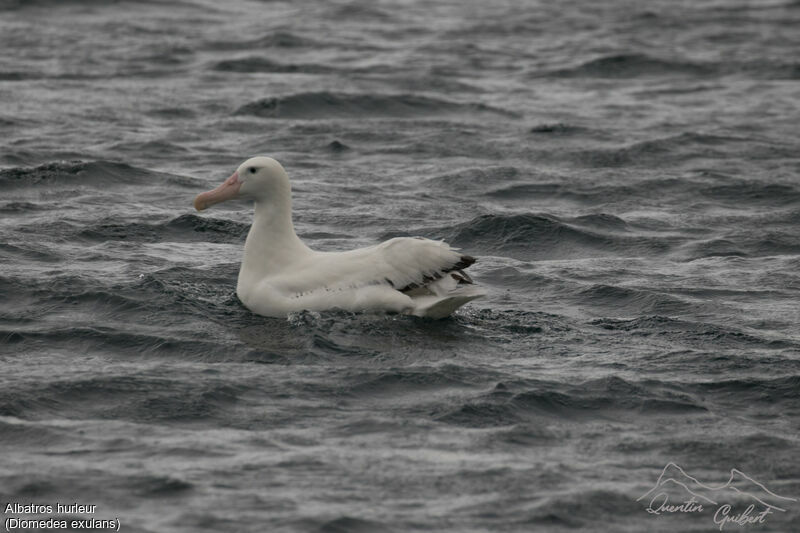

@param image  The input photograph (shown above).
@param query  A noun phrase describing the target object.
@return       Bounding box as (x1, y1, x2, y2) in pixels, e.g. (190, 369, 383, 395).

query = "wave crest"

(235, 92, 516, 119)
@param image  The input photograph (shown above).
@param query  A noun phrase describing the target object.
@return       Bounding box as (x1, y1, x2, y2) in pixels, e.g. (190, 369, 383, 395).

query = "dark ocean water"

(2, 1, 800, 532)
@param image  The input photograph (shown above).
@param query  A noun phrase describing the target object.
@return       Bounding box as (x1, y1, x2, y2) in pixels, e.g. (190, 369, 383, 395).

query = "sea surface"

(1, 0, 799, 532)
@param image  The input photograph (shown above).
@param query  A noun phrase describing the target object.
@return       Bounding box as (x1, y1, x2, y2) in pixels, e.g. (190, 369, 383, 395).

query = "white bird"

(194, 157, 485, 319)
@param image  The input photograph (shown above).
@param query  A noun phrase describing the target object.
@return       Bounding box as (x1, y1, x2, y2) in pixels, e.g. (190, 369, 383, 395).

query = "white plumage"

(194, 157, 484, 319)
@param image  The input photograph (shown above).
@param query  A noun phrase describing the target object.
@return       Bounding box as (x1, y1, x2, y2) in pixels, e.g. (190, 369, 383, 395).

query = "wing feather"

(273, 237, 476, 296)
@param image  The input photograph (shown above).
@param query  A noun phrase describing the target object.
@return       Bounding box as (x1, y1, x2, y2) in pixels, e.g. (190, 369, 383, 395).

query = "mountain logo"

(637, 463, 797, 530)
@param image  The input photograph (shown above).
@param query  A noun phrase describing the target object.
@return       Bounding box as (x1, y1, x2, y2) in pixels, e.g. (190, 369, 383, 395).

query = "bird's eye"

(249, 167, 256, 174)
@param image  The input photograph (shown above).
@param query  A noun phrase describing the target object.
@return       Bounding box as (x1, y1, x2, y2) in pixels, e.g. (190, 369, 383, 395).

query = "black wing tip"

(397, 255, 477, 293)
(453, 255, 476, 270)
(451, 270, 474, 285)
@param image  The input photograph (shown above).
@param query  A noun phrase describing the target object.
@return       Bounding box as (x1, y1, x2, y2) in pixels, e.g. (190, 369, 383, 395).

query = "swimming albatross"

(194, 157, 484, 319)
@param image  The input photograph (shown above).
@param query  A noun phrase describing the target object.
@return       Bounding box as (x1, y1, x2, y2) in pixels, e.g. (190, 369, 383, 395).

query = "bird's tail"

(408, 273, 485, 319)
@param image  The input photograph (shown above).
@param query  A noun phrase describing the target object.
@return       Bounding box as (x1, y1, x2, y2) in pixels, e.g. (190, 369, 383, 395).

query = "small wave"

(0, 242, 60, 262)
(567, 132, 753, 167)
(486, 182, 570, 200)
(443, 213, 604, 260)
(548, 53, 716, 78)
(344, 366, 482, 398)
(680, 238, 749, 261)
(575, 284, 695, 316)
(526, 490, 642, 528)
(0, 201, 49, 213)
(487, 175, 740, 209)
(441, 213, 671, 260)
(0, 325, 231, 359)
(529, 123, 590, 136)
(680, 230, 800, 260)
(0, 0, 166, 8)
(423, 166, 520, 190)
(254, 31, 315, 48)
(464, 308, 557, 337)
(437, 376, 706, 427)
(131, 475, 193, 497)
(109, 140, 190, 159)
(634, 84, 723, 97)
(329, 3, 392, 22)
(0, 160, 192, 189)
(480, 265, 555, 292)
(700, 181, 800, 206)
(691, 375, 800, 403)
(326, 140, 351, 153)
(306, 516, 395, 533)
(0, 375, 248, 422)
(0, 117, 19, 128)
(165, 213, 249, 239)
(512, 378, 704, 417)
(210, 56, 331, 74)
(0, 71, 41, 81)
(371, 74, 484, 94)
(489, 423, 563, 446)
(744, 231, 800, 257)
(77, 214, 248, 244)
(3, 271, 162, 318)
(0, 418, 67, 446)
(591, 315, 794, 349)
(145, 107, 197, 119)
(570, 213, 630, 231)
(436, 400, 523, 427)
(759, 61, 800, 80)
(206, 31, 319, 51)
(234, 92, 516, 119)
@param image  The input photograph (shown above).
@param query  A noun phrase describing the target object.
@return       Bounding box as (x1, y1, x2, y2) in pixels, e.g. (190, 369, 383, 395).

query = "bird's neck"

(238, 197, 310, 287)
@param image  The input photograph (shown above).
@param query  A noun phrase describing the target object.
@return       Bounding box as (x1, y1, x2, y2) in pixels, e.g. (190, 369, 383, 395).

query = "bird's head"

(194, 156, 290, 211)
